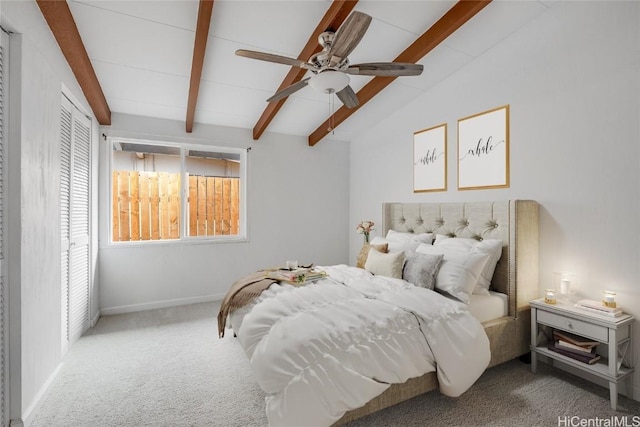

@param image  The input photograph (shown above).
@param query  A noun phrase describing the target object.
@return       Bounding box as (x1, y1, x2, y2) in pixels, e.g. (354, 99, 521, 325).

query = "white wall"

(99, 113, 350, 312)
(349, 1, 640, 398)
(2, 1, 101, 425)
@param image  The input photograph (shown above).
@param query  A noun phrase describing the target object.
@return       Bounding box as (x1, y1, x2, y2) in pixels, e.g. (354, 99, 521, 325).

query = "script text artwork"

(416, 148, 444, 166)
(460, 136, 504, 161)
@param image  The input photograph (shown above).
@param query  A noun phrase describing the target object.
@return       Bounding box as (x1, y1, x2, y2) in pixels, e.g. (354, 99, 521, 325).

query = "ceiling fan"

(235, 11, 423, 109)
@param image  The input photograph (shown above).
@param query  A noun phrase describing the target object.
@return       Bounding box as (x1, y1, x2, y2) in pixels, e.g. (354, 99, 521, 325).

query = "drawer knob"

(566, 321, 573, 328)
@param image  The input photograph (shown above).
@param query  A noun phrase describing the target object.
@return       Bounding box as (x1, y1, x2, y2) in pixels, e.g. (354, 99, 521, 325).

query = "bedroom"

(0, 0, 638, 426)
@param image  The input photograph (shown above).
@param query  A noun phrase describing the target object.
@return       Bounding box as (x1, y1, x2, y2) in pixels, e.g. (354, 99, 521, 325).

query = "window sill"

(100, 236, 249, 250)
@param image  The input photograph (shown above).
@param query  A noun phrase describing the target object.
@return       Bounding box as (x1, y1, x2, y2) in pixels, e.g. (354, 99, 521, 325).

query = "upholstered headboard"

(382, 200, 539, 317)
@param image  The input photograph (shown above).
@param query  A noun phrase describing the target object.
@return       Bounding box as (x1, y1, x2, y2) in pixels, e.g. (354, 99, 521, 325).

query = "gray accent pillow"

(402, 251, 444, 290)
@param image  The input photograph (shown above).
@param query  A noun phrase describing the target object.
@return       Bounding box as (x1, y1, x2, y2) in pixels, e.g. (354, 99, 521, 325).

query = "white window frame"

(108, 137, 247, 245)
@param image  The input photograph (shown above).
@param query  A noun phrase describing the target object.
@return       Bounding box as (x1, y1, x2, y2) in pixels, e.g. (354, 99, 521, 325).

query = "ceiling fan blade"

(266, 77, 311, 103)
(235, 49, 315, 70)
(329, 11, 372, 61)
(345, 63, 424, 76)
(336, 85, 359, 109)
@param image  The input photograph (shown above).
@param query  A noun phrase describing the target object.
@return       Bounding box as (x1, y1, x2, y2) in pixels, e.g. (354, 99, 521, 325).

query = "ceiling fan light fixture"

(308, 71, 350, 94)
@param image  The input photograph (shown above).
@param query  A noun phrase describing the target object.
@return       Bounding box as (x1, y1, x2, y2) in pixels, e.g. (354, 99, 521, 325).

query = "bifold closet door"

(0, 28, 8, 426)
(61, 95, 91, 351)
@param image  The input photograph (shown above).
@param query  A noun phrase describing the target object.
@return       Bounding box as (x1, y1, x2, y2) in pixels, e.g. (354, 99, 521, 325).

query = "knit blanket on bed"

(217, 271, 277, 338)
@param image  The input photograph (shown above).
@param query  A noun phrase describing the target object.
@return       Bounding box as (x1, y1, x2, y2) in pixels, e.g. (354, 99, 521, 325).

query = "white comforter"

(233, 265, 490, 427)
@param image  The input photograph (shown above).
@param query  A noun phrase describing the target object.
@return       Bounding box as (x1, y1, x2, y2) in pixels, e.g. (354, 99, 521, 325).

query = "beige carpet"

(32, 302, 640, 426)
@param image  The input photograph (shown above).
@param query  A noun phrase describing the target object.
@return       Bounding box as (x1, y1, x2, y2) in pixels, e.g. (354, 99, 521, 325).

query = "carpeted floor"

(31, 302, 640, 427)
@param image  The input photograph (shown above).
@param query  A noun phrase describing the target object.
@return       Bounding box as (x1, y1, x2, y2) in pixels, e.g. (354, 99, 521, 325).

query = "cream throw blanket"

(217, 271, 277, 338)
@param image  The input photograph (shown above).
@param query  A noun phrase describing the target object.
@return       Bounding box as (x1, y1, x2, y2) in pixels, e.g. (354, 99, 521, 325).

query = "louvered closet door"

(0, 29, 8, 427)
(61, 95, 91, 349)
(60, 97, 72, 354)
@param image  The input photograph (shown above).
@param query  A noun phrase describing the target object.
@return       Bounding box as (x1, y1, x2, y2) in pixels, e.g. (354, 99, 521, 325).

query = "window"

(110, 138, 245, 243)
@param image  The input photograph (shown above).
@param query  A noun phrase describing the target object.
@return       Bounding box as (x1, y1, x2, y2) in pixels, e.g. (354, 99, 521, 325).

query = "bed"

(336, 200, 539, 424)
(223, 200, 539, 426)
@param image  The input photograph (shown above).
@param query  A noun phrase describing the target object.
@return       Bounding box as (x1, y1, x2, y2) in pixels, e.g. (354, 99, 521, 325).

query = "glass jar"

(544, 288, 557, 304)
(602, 291, 616, 308)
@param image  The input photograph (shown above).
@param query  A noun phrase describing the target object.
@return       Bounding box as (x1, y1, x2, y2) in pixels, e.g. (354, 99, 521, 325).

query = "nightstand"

(530, 298, 635, 410)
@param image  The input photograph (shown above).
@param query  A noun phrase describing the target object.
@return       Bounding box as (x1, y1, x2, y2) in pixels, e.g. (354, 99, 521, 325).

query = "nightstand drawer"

(537, 310, 608, 342)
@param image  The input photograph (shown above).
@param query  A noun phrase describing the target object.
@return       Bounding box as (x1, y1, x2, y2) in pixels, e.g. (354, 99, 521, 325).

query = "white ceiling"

(66, 0, 554, 142)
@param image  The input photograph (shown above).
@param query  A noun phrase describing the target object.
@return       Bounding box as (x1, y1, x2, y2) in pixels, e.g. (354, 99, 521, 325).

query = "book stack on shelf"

(266, 268, 327, 285)
(547, 330, 601, 365)
(574, 299, 623, 317)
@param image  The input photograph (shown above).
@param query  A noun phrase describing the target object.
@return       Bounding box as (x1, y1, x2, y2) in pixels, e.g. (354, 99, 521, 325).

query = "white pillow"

(434, 235, 503, 291)
(416, 244, 490, 304)
(364, 248, 405, 279)
(386, 230, 434, 244)
(370, 236, 423, 253)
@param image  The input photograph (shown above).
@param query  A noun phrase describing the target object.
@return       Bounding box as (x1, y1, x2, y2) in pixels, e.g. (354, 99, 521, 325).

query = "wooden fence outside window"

(112, 171, 239, 242)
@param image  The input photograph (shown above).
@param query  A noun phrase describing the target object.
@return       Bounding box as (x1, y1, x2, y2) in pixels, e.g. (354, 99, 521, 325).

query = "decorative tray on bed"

(266, 268, 327, 285)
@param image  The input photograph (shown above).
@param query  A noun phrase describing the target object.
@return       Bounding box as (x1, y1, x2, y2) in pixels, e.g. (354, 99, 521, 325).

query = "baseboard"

(21, 362, 63, 427)
(100, 293, 225, 316)
(91, 309, 101, 328)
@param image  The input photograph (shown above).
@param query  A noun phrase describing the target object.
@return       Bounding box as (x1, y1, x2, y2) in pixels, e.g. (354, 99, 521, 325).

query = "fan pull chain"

(327, 93, 335, 134)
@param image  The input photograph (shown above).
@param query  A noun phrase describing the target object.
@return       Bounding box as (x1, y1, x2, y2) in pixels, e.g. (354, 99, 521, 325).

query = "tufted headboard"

(382, 200, 539, 317)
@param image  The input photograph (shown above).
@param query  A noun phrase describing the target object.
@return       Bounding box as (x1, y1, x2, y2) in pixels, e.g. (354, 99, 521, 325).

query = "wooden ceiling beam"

(36, 0, 111, 125)
(252, 0, 359, 140)
(308, 0, 492, 146)
(186, 0, 215, 133)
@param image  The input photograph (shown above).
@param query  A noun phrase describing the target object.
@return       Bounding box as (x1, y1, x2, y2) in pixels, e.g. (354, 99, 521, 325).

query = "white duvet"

(232, 265, 490, 427)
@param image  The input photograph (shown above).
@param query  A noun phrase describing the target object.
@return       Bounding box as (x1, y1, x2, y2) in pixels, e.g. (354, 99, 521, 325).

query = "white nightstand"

(530, 298, 635, 410)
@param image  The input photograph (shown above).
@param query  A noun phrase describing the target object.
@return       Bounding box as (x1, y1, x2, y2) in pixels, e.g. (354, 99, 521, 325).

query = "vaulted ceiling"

(36, 0, 553, 145)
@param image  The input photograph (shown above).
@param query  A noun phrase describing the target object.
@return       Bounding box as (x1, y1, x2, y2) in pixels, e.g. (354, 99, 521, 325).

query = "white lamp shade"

(308, 71, 350, 94)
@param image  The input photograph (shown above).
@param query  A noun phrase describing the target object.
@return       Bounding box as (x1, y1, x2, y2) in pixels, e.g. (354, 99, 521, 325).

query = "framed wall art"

(457, 105, 510, 190)
(413, 123, 447, 193)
